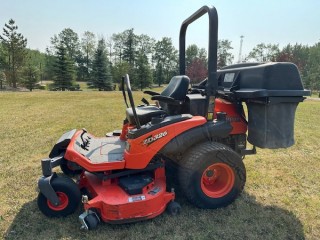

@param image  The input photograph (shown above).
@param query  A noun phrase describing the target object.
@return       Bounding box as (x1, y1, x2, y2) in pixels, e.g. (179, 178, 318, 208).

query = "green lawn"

(0, 92, 319, 239)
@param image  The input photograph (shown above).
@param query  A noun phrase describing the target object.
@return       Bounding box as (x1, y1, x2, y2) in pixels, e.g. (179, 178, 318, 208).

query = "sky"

(1, 0, 320, 61)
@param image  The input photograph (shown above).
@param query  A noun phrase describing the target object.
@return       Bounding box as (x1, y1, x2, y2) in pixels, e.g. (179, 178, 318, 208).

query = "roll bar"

(179, 5, 218, 119)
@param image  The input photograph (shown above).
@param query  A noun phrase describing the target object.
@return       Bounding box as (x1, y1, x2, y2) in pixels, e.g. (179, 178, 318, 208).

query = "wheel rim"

(47, 192, 69, 211)
(201, 163, 235, 198)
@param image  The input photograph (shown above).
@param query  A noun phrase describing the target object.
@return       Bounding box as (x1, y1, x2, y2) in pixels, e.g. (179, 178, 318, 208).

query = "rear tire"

(37, 176, 81, 217)
(178, 142, 246, 209)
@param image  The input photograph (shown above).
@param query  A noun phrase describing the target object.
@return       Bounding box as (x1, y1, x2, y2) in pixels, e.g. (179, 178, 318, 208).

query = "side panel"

(214, 98, 247, 135)
(125, 116, 207, 169)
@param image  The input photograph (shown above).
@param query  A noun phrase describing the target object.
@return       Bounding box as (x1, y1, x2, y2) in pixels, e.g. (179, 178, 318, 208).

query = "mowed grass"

(0, 91, 319, 240)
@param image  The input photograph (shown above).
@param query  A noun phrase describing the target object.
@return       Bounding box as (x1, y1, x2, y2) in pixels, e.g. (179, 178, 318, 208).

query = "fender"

(124, 116, 206, 169)
(49, 129, 77, 158)
(160, 120, 232, 156)
(124, 116, 232, 169)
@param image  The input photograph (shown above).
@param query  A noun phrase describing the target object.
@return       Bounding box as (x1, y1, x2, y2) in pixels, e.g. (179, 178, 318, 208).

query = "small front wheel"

(37, 176, 81, 217)
(167, 201, 181, 216)
(84, 213, 100, 230)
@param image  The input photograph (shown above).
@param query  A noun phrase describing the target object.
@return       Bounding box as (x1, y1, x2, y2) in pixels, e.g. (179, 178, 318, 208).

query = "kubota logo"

(143, 131, 168, 146)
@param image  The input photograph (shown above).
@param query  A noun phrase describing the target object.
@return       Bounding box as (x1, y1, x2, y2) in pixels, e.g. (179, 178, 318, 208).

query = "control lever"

(80, 128, 90, 151)
(141, 97, 150, 105)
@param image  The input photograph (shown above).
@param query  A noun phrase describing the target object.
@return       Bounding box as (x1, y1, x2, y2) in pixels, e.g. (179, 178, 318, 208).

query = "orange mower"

(37, 5, 310, 230)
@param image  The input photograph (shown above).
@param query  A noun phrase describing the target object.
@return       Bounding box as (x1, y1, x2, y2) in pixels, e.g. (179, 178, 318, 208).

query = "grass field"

(0, 91, 319, 240)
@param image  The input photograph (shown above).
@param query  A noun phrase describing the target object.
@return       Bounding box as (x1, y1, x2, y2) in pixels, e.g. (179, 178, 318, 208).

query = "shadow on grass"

(4, 192, 304, 240)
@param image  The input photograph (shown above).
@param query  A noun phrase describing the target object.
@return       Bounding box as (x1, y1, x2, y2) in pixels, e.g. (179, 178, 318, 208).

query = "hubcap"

(47, 192, 69, 211)
(201, 163, 235, 198)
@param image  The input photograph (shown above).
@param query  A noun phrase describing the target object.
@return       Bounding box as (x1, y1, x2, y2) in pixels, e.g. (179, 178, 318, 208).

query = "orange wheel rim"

(47, 192, 69, 211)
(201, 163, 235, 198)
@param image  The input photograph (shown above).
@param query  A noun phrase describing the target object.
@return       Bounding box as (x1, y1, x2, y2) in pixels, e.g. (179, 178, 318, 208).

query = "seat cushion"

(126, 106, 166, 126)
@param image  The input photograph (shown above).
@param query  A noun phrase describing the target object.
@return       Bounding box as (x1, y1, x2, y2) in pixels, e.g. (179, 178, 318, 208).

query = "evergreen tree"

(53, 43, 75, 90)
(123, 28, 136, 65)
(0, 19, 27, 88)
(90, 39, 113, 91)
(135, 53, 152, 90)
(21, 64, 39, 91)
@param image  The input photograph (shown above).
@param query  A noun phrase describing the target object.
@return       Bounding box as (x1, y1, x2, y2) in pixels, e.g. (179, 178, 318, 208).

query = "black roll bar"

(179, 5, 218, 119)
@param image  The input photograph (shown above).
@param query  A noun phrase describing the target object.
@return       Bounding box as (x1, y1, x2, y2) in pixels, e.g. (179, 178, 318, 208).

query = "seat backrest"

(161, 75, 190, 99)
(160, 75, 190, 115)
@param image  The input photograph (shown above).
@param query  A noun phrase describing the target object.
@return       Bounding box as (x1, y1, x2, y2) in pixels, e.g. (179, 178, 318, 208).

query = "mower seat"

(126, 105, 166, 126)
(151, 75, 190, 115)
(126, 76, 190, 126)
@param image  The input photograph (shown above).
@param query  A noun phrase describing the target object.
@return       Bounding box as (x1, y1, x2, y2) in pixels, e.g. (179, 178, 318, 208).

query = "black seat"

(126, 76, 190, 126)
(151, 75, 190, 115)
(126, 106, 166, 126)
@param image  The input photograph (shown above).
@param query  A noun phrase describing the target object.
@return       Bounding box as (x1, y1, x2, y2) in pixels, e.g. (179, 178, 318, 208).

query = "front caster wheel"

(84, 213, 100, 230)
(37, 176, 81, 217)
(79, 210, 100, 230)
(167, 201, 181, 216)
(178, 142, 246, 209)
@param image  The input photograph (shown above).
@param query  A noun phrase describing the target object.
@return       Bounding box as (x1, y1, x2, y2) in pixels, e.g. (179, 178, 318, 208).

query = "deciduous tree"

(186, 58, 208, 85)
(80, 31, 96, 81)
(153, 37, 178, 85)
(248, 43, 279, 62)
(217, 39, 233, 68)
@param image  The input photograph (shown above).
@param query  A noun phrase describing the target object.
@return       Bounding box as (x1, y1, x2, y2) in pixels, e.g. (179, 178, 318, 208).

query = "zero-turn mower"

(37, 5, 310, 230)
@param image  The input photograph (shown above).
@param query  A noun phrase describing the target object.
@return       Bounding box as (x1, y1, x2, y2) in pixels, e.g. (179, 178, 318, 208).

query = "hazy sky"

(1, 0, 320, 59)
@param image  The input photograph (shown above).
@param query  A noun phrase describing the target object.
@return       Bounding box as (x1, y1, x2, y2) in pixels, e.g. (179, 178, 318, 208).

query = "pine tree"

(53, 43, 75, 90)
(135, 53, 152, 90)
(90, 39, 113, 91)
(21, 64, 39, 91)
(0, 19, 27, 88)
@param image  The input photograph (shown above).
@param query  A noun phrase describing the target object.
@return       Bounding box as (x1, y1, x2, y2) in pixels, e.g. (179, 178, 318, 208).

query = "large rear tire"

(178, 142, 246, 209)
(37, 176, 81, 217)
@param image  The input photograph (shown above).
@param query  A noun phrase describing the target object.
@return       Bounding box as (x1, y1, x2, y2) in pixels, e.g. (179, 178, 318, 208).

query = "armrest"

(144, 90, 160, 96)
(151, 95, 181, 105)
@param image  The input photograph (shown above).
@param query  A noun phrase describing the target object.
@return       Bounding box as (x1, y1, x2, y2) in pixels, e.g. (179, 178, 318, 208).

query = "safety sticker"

(128, 195, 146, 202)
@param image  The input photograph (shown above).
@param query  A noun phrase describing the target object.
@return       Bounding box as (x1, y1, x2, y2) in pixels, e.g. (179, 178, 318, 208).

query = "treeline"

(0, 19, 319, 91)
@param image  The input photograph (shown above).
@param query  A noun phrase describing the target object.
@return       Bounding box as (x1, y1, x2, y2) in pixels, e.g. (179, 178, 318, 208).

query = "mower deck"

(80, 169, 174, 223)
